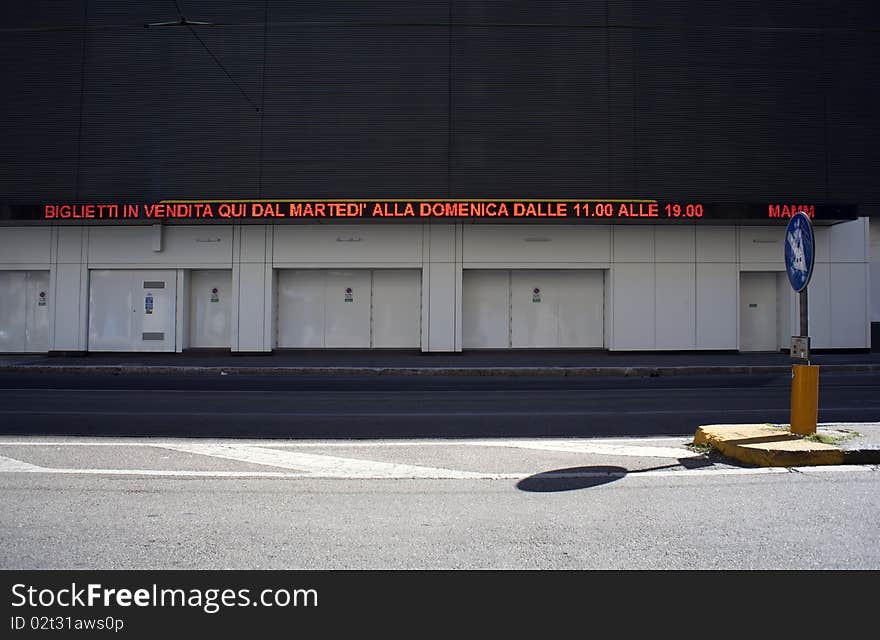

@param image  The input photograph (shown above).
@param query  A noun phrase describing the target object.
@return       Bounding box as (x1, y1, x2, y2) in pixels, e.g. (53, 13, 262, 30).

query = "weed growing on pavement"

(803, 431, 861, 445)
(686, 442, 716, 455)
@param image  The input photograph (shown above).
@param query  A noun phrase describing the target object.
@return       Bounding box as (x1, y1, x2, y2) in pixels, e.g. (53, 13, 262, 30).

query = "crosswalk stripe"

(0, 454, 45, 472)
(156, 442, 490, 479)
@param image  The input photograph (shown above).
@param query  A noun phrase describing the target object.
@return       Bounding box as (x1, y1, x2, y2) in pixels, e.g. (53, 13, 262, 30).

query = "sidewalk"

(1, 349, 879, 377)
(693, 422, 880, 467)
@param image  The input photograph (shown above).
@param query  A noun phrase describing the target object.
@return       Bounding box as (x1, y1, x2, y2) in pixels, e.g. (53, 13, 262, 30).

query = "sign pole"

(785, 211, 818, 435)
(799, 288, 808, 363)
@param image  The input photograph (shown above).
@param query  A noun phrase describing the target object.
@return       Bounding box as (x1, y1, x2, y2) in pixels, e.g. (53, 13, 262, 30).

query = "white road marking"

(0, 455, 44, 472)
(0, 438, 875, 480)
(481, 440, 699, 458)
(155, 442, 489, 479)
(0, 463, 873, 480)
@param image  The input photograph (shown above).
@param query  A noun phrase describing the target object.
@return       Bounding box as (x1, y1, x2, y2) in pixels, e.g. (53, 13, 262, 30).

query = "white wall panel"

(871, 220, 880, 322)
(830, 263, 869, 348)
(57, 226, 86, 265)
(656, 263, 695, 349)
(613, 226, 654, 263)
(695, 227, 736, 263)
(813, 226, 830, 264)
(51, 227, 88, 351)
(238, 226, 267, 263)
(423, 226, 459, 352)
(655, 227, 695, 262)
(611, 263, 655, 349)
(425, 224, 456, 263)
(807, 262, 831, 348)
(88, 226, 232, 265)
(231, 226, 272, 352)
(0, 228, 51, 266)
(739, 227, 785, 264)
(371, 270, 421, 348)
(696, 263, 738, 349)
(462, 225, 610, 263)
(776, 273, 794, 349)
(189, 270, 231, 348)
(829, 218, 867, 262)
(462, 270, 509, 348)
(273, 225, 421, 264)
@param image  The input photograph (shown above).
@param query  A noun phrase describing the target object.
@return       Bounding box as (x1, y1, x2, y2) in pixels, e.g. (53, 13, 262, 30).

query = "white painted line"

(0, 455, 45, 472)
(0, 464, 873, 480)
(481, 440, 699, 459)
(156, 442, 490, 479)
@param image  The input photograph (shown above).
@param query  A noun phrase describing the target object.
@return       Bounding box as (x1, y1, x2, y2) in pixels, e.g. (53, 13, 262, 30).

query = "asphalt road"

(0, 371, 878, 438)
(2, 368, 878, 570)
(1, 454, 877, 570)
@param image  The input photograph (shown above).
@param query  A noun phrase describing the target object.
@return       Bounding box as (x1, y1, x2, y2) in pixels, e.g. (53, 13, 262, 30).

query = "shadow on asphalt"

(517, 456, 715, 492)
(516, 466, 629, 491)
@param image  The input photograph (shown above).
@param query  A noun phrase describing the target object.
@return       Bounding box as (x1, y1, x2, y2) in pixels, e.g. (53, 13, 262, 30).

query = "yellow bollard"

(790, 364, 819, 435)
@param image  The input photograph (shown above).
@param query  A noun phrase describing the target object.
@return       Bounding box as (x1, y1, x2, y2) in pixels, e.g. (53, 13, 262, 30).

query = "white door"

(24, 271, 50, 352)
(556, 270, 604, 348)
(189, 270, 231, 348)
(464, 270, 604, 349)
(0, 271, 27, 352)
(462, 271, 510, 348)
(89, 270, 176, 351)
(277, 270, 325, 347)
(324, 271, 371, 347)
(140, 276, 175, 351)
(372, 270, 420, 347)
(511, 270, 604, 348)
(88, 270, 133, 351)
(277, 269, 417, 348)
(740, 272, 778, 351)
(511, 271, 558, 347)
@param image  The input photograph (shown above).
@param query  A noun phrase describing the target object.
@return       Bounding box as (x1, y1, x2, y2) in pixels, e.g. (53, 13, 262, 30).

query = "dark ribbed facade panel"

(450, 26, 609, 198)
(825, 30, 880, 204)
(622, 0, 877, 29)
(78, 23, 264, 200)
(633, 28, 827, 201)
(452, 1, 607, 25)
(0, 31, 82, 201)
(260, 25, 449, 198)
(268, 1, 448, 23)
(1, 1, 879, 204)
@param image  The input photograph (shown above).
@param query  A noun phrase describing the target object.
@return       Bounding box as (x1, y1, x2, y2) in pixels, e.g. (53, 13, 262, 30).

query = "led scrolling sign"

(37, 200, 856, 223)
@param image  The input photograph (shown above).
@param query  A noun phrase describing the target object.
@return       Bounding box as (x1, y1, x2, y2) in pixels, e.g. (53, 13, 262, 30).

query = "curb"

(693, 424, 880, 467)
(1, 363, 880, 377)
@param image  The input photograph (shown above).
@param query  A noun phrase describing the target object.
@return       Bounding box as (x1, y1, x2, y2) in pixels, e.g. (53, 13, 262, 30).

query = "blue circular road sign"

(784, 211, 815, 292)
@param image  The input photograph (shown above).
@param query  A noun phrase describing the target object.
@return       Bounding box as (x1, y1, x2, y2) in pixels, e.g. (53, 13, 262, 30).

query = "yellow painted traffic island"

(693, 423, 845, 467)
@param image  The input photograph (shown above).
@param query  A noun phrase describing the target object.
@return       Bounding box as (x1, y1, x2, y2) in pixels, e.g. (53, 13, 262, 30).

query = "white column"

(49, 226, 89, 353)
(231, 225, 273, 352)
(421, 224, 462, 352)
